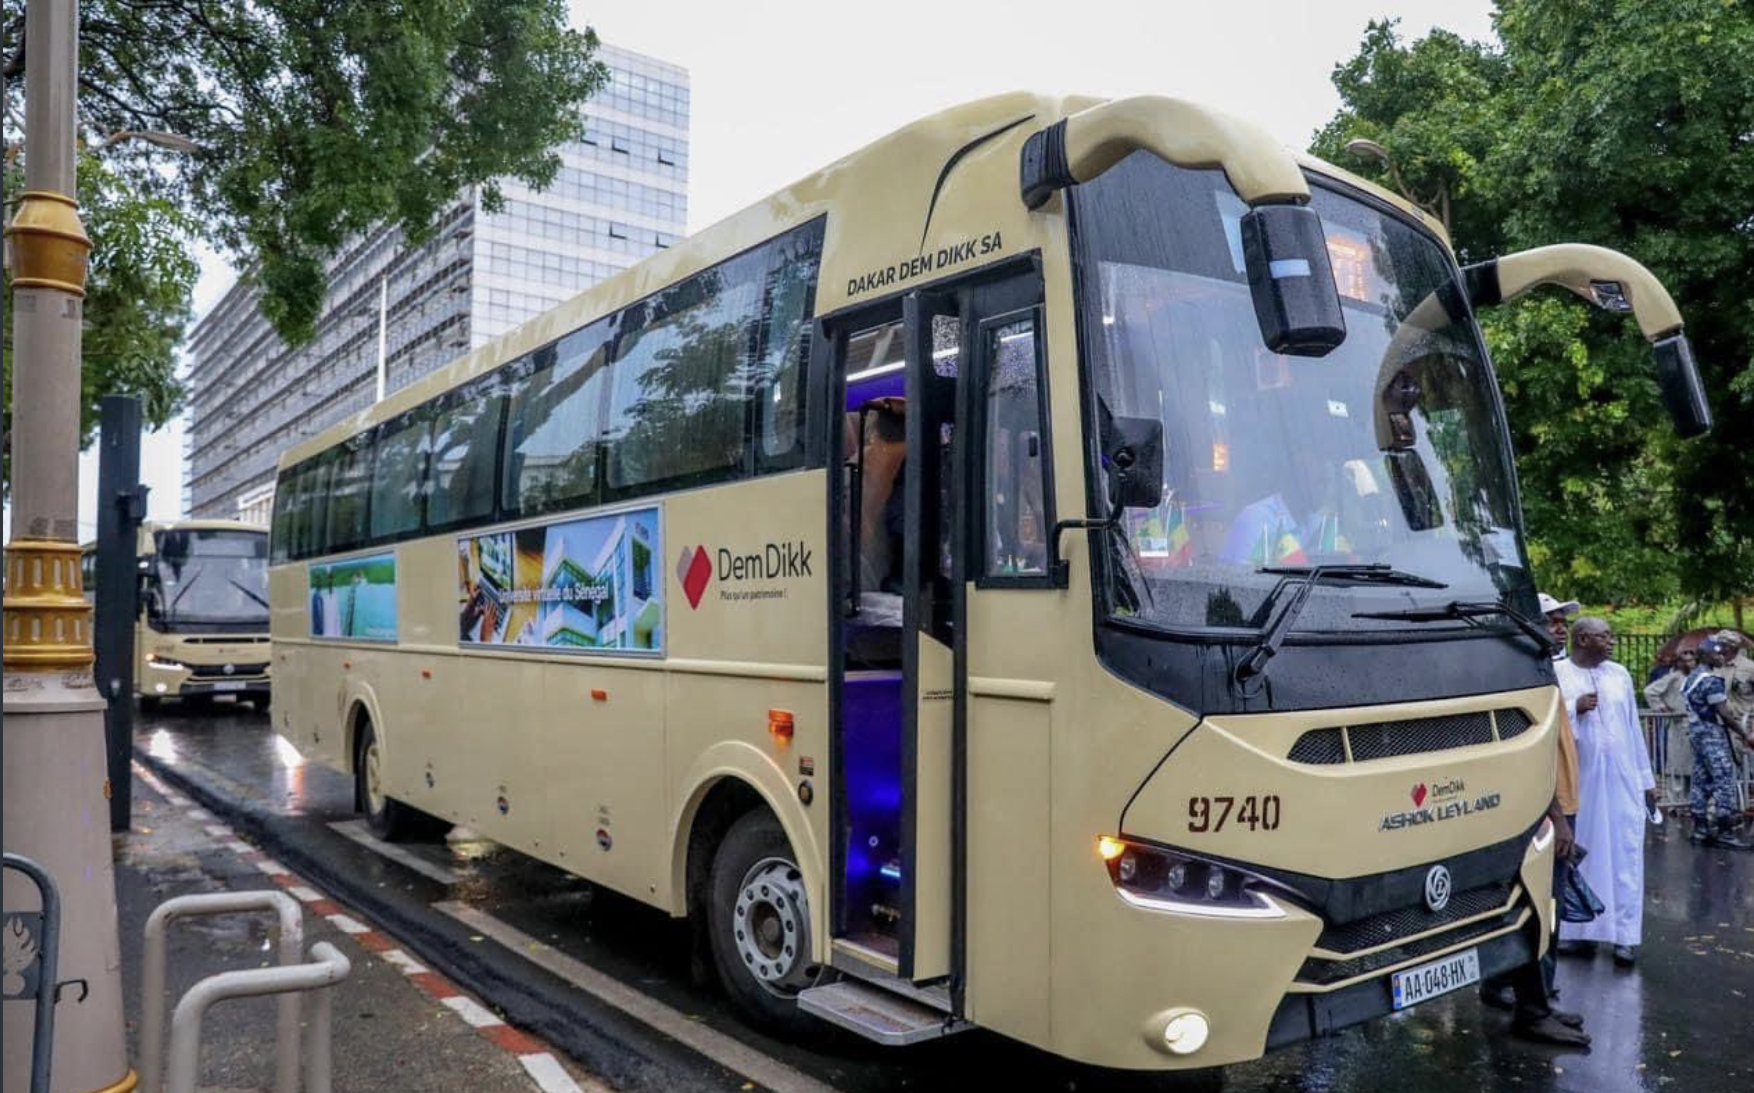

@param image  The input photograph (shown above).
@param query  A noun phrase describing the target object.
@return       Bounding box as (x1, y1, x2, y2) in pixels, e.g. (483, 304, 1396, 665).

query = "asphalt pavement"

(131, 700, 1754, 1093)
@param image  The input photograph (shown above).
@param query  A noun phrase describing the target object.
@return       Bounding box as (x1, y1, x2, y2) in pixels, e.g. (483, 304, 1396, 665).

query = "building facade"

(186, 43, 689, 522)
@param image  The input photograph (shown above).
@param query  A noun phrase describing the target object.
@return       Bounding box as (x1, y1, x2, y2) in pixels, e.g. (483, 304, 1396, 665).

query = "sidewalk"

(120, 762, 607, 1093)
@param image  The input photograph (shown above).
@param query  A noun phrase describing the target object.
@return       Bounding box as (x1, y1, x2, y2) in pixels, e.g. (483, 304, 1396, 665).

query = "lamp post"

(2, 3, 134, 1091)
(1344, 137, 1452, 235)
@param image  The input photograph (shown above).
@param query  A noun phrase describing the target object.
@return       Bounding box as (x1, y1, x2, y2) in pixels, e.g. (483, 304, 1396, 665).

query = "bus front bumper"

(143, 660, 271, 701)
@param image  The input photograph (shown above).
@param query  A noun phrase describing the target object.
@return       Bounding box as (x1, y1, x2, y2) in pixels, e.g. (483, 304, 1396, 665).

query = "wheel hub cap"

(733, 857, 812, 994)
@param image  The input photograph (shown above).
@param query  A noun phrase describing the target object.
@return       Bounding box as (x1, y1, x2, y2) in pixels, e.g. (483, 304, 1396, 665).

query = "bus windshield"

(152, 528, 270, 627)
(1073, 155, 1533, 637)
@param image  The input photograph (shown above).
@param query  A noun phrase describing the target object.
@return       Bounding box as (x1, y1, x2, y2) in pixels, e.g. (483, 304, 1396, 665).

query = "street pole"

(95, 395, 149, 834)
(2, 3, 135, 1091)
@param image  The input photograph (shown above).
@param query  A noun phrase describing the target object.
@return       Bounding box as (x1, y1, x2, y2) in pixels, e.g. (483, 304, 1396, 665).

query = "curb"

(133, 748, 738, 1093)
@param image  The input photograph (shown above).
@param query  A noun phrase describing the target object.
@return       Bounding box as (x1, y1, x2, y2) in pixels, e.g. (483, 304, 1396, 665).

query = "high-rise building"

(185, 43, 689, 523)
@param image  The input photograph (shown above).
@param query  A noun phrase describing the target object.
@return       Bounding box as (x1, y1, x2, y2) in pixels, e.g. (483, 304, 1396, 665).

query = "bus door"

(899, 270, 1046, 994)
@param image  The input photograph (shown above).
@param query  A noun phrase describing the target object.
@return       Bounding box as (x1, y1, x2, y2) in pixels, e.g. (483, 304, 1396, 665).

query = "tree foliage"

(1312, 0, 1753, 607)
(2, 153, 197, 483)
(3, 0, 606, 489)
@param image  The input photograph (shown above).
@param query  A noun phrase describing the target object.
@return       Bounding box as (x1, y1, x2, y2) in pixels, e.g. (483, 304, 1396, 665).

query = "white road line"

(518, 1053, 584, 1093)
(224, 840, 253, 854)
(435, 902, 843, 1093)
(328, 819, 462, 885)
(441, 995, 504, 1028)
(204, 824, 233, 838)
(380, 949, 428, 975)
(163, 794, 190, 807)
(186, 807, 214, 822)
(326, 914, 370, 935)
(254, 859, 290, 876)
(288, 885, 324, 903)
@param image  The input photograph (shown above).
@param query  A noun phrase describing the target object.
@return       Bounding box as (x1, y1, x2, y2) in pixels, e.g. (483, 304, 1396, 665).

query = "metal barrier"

(3, 853, 80, 1093)
(140, 890, 305, 1093)
(165, 942, 351, 1093)
(1640, 710, 1754, 816)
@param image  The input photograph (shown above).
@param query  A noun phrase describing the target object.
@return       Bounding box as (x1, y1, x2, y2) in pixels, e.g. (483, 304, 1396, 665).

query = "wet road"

(134, 701, 1754, 1093)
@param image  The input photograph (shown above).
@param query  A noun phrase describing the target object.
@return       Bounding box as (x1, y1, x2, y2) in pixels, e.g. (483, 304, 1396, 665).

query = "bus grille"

(1313, 883, 1511, 954)
(1296, 892, 1523, 986)
(1287, 708, 1535, 765)
(188, 662, 270, 678)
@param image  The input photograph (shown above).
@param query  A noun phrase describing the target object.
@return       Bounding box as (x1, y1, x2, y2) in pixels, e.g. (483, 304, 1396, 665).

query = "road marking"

(287, 885, 324, 903)
(224, 840, 253, 854)
(519, 1052, 585, 1093)
(435, 901, 843, 1093)
(186, 807, 214, 822)
(255, 858, 290, 876)
(204, 823, 233, 837)
(443, 995, 505, 1028)
(381, 949, 429, 975)
(327, 913, 370, 935)
(328, 819, 463, 884)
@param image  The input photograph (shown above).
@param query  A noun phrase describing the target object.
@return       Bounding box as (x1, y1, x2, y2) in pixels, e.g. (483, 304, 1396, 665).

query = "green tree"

(3, 0, 606, 490)
(1313, 0, 1753, 613)
(2, 153, 198, 486)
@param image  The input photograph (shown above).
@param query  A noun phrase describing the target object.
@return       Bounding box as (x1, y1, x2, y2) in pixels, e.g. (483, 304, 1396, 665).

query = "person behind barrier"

(1684, 638, 1752, 850)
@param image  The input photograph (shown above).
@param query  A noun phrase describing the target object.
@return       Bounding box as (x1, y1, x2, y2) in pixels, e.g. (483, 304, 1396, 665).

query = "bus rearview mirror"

(1651, 333, 1713, 439)
(1107, 417, 1165, 511)
(1240, 205, 1347, 357)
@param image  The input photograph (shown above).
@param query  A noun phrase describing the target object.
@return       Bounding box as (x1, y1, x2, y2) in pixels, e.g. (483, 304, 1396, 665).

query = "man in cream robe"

(1555, 617, 1656, 964)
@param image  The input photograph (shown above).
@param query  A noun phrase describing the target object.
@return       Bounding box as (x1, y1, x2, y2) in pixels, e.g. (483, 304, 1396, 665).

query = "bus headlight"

(147, 654, 189, 671)
(1100, 836, 1290, 919)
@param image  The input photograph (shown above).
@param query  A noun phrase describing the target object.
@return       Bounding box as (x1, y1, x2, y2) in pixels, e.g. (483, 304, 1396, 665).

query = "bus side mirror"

(1651, 333, 1712, 439)
(1106, 416, 1165, 512)
(1240, 205, 1347, 357)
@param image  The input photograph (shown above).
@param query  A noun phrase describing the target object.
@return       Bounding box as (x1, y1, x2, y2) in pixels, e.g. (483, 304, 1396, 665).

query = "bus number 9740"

(1188, 795, 1282, 833)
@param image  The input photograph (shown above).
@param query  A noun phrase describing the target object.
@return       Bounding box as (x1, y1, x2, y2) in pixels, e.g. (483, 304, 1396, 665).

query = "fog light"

(154, 683, 168, 694)
(1163, 1011, 1210, 1055)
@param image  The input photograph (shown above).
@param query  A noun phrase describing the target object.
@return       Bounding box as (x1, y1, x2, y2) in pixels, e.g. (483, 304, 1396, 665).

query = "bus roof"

(279, 91, 1448, 470)
(145, 519, 268, 534)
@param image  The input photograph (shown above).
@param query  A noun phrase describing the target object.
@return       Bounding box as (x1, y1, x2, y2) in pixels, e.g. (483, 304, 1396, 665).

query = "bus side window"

(371, 405, 434, 541)
(426, 375, 507, 530)
(981, 312, 1052, 580)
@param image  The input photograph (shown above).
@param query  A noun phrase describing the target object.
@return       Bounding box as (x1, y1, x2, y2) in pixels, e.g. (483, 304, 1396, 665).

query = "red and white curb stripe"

(134, 762, 600, 1093)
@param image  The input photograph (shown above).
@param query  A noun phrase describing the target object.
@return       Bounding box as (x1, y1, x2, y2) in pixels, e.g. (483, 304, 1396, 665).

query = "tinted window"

(292, 459, 332, 560)
(271, 469, 297, 562)
(983, 314, 1051, 579)
(426, 371, 508, 529)
(755, 222, 825, 468)
(325, 434, 374, 553)
(502, 321, 614, 516)
(371, 407, 432, 540)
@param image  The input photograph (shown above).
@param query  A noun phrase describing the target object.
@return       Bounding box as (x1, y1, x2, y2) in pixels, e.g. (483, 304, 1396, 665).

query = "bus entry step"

(798, 980, 971, 1045)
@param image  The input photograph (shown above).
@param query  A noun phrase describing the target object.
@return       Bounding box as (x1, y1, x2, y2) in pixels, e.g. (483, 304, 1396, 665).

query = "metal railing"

(3, 854, 75, 1093)
(1640, 710, 1754, 815)
(140, 890, 350, 1093)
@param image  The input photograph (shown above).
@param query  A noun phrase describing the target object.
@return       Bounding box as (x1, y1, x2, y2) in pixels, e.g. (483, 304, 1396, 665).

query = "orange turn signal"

(591, 688, 608, 702)
(1097, 835, 1127, 862)
(768, 709, 795, 743)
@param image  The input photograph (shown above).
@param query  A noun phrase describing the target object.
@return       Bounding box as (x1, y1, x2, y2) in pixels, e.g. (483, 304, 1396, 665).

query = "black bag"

(1558, 856, 1605, 924)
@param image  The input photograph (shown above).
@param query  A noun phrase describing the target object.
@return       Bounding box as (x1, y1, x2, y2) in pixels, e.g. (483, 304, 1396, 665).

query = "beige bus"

(83, 520, 273, 710)
(267, 92, 1710, 1069)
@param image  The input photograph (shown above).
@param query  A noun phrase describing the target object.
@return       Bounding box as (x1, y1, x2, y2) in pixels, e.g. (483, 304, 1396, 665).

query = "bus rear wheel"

(706, 809, 822, 1035)
(355, 720, 445, 842)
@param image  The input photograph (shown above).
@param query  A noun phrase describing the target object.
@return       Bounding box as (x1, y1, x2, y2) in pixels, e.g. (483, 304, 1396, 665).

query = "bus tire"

(355, 719, 445, 842)
(706, 809, 822, 1035)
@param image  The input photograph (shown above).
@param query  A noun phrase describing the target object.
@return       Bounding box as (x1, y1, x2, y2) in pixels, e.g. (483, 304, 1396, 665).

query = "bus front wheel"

(706, 809, 822, 1035)
(355, 720, 444, 842)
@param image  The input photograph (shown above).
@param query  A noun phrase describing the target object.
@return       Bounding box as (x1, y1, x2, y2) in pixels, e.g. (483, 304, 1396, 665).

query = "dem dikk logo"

(676, 545, 713, 609)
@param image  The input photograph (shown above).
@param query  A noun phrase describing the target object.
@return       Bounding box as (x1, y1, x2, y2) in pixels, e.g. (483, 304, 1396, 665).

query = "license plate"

(1390, 948, 1481, 1010)
(212, 681, 247, 692)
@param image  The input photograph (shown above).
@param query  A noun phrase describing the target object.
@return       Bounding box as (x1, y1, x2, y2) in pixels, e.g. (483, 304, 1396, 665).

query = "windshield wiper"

(1235, 564, 1449, 685)
(1353, 599, 1556, 659)
(166, 565, 206, 619)
(228, 578, 270, 610)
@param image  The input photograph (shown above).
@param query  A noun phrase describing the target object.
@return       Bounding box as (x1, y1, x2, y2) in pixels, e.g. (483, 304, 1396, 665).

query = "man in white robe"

(1555, 617, 1656, 965)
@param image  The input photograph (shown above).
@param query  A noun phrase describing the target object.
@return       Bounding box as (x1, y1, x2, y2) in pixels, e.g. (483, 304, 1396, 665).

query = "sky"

(7, 0, 1498, 542)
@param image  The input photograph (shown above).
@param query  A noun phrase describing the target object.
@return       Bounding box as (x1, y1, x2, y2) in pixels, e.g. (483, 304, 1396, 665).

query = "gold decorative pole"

(3, 2, 136, 1091)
